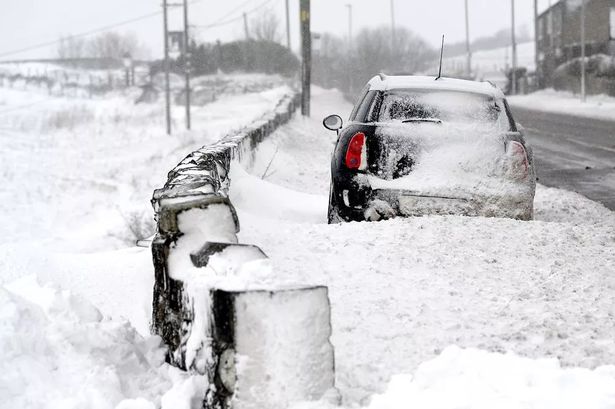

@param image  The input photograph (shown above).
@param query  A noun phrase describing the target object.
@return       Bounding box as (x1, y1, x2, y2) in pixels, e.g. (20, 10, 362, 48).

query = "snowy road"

(232, 88, 615, 404)
(510, 106, 615, 210)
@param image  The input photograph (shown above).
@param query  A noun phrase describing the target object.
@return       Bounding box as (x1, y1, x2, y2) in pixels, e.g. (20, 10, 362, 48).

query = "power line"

(0, 0, 204, 60)
(0, 13, 159, 59)
(207, 0, 254, 27)
(192, 0, 277, 31)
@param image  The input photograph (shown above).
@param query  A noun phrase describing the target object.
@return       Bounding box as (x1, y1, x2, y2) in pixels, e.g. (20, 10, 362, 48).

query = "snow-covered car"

(323, 74, 536, 223)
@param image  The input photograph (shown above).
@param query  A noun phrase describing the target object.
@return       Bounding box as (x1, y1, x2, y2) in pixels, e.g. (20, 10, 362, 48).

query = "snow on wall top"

(151, 93, 299, 211)
(368, 75, 504, 98)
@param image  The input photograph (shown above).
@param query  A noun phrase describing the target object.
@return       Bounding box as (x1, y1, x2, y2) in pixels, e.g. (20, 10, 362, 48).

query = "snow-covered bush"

(117, 209, 155, 245)
(553, 54, 615, 95)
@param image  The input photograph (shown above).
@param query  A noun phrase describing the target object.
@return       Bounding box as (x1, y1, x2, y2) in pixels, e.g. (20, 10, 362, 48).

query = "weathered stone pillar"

(205, 287, 336, 409)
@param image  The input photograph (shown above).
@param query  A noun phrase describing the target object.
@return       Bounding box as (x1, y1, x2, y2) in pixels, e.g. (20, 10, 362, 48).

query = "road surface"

(511, 106, 615, 210)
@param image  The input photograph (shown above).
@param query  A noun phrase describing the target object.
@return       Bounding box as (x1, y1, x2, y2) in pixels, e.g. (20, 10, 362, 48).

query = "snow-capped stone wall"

(150, 92, 336, 408)
(150, 93, 299, 362)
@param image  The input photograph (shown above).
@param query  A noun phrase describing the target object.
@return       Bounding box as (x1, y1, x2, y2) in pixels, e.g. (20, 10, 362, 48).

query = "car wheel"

(327, 186, 343, 224)
(328, 206, 343, 224)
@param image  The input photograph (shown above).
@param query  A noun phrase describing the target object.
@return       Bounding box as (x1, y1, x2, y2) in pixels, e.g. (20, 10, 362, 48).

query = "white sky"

(0, 0, 554, 60)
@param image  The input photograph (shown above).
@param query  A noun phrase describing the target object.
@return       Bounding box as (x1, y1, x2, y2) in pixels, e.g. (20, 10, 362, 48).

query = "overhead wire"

(0, 0, 204, 60)
(0, 0, 281, 116)
(192, 0, 278, 31)
(204, 0, 255, 27)
(0, 0, 277, 60)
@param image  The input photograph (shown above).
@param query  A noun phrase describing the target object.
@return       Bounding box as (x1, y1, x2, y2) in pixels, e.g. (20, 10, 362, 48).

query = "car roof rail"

(378, 72, 387, 80)
(484, 80, 497, 88)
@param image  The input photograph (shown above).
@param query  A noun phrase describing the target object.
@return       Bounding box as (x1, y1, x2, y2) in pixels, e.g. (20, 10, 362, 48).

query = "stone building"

(536, 0, 615, 87)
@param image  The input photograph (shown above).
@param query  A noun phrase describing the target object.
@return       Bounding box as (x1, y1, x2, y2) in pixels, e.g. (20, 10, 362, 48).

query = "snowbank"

(0, 276, 206, 409)
(364, 346, 615, 409)
(508, 89, 615, 121)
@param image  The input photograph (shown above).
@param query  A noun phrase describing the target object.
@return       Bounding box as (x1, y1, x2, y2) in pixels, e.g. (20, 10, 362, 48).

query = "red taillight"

(507, 141, 529, 179)
(345, 132, 365, 170)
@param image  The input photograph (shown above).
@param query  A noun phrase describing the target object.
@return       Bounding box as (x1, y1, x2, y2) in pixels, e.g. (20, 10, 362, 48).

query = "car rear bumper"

(370, 189, 534, 220)
(331, 174, 535, 222)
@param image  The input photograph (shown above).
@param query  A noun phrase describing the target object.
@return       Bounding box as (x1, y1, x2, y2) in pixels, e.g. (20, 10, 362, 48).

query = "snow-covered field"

(509, 88, 615, 121)
(0, 74, 292, 408)
(2, 79, 615, 409)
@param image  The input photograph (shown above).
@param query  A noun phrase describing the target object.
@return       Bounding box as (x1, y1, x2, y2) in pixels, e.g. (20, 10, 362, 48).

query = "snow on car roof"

(367, 75, 504, 98)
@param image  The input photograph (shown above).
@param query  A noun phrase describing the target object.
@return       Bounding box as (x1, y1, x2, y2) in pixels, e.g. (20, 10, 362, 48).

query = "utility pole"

(346, 4, 353, 51)
(346, 4, 354, 91)
(285, 0, 291, 49)
(581, 0, 586, 102)
(464, 0, 472, 78)
(390, 0, 396, 51)
(243, 12, 250, 40)
(162, 0, 172, 135)
(534, 0, 539, 88)
(511, 0, 518, 95)
(183, 0, 191, 130)
(300, 0, 311, 116)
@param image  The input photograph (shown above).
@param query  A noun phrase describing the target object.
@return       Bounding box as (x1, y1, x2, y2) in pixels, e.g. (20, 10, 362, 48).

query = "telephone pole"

(300, 0, 311, 116)
(162, 0, 172, 135)
(581, 0, 586, 102)
(243, 12, 250, 40)
(285, 0, 291, 49)
(465, 0, 472, 77)
(511, 0, 518, 94)
(346, 4, 353, 51)
(390, 0, 396, 50)
(534, 0, 539, 88)
(183, 0, 191, 130)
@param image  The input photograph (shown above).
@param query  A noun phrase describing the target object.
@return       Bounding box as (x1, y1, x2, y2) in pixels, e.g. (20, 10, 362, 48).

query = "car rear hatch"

(363, 122, 530, 217)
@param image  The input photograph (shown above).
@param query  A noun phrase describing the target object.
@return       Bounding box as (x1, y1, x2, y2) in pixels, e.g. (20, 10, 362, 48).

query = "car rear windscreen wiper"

(401, 117, 442, 124)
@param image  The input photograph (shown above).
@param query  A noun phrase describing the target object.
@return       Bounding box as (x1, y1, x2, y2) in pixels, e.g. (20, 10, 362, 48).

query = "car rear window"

(378, 89, 509, 128)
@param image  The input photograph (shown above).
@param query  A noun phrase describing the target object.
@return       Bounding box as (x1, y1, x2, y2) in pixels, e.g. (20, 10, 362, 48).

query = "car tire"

(327, 186, 343, 224)
(328, 206, 343, 224)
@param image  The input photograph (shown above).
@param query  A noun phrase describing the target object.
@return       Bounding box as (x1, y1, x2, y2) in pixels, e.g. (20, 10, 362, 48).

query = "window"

(377, 89, 509, 130)
(349, 84, 370, 121)
(353, 91, 378, 123)
(553, 8, 562, 36)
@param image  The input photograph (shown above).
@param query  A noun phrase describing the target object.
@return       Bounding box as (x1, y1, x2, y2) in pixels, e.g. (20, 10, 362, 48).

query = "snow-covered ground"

(2, 79, 615, 409)
(509, 88, 615, 121)
(0, 74, 292, 408)
(234, 87, 615, 406)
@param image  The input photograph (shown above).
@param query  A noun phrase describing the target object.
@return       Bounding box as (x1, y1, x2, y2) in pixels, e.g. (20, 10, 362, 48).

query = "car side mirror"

(323, 114, 343, 133)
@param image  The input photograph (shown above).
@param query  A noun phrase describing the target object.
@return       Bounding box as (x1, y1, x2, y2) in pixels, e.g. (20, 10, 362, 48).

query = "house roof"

(537, 0, 564, 20)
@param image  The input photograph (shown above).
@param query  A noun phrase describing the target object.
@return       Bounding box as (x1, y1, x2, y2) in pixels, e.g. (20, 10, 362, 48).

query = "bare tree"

(86, 32, 141, 59)
(250, 8, 281, 43)
(57, 35, 86, 59)
(313, 26, 435, 95)
(58, 31, 147, 61)
(355, 26, 434, 75)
